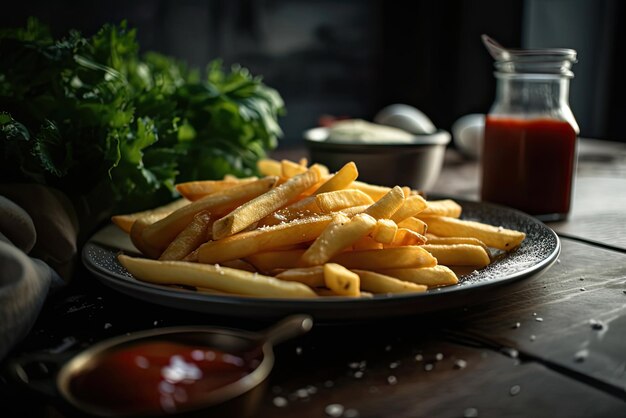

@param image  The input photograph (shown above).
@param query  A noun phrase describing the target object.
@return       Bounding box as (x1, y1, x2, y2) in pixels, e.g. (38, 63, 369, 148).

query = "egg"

(374, 104, 437, 135)
(451, 114, 485, 159)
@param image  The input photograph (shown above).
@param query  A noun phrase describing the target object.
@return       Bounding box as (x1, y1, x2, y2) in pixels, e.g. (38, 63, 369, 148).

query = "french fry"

(420, 200, 463, 218)
(315, 189, 374, 213)
(257, 195, 322, 227)
(143, 176, 278, 251)
(339, 205, 369, 217)
(118, 254, 317, 298)
(352, 236, 384, 250)
(421, 216, 526, 251)
(384, 228, 427, 247)
(212, 166, 323, 240)
(397, 217, 428, 235)
(130, 217, 162, 259)
(159, 211, 212, 261)
(275, 266, 325, 287)
(314, 162, 359, 195)
(220, 259, 257, 273)
(257, 158, 282, 176)
(371, 219, 397, 244)
(245, 249, 307, 273)
(198, 215, 333, 264)
(314, 289, 374, 298)
(301, 213, 377, 266)
(425, 235, 489, 253)
(330, 246, 437, 270)
(377, 265, 459, 288)
(390, 194, 428, 223)
(421, 244, 491, 267)
(350, 181, 393, 201)
(175, 178, 257, 201)
(281, 159, 308, 178)
(112, 198, 189, 233)
(352, 270, 427, 294)
(350, 182, 409, 202)
(364, 186, 405, 219)
(324, 263, 360, 297)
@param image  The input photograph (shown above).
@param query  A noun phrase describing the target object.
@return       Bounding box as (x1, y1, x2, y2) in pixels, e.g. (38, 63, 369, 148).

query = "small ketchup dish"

(8, 315, 312, 417)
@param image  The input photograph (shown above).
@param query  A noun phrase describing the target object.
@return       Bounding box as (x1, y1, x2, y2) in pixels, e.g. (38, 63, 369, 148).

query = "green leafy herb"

(0, 18, 284, 214)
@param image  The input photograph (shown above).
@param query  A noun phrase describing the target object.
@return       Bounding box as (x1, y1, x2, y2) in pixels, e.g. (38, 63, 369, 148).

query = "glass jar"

(481, 48, 579, 221)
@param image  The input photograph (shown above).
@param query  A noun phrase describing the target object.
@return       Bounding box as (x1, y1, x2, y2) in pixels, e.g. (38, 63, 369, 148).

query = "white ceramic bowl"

(304, 127, 450, 191)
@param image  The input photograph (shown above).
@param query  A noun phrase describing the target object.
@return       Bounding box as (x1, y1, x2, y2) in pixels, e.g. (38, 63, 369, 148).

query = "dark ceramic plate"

(82, 200, 560, 322)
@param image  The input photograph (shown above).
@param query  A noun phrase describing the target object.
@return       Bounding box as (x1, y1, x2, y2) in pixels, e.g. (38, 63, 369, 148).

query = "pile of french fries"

(113, 158, 526, 299)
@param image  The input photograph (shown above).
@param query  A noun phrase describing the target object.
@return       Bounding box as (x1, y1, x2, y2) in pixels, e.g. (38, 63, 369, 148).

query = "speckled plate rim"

(82, 199, 560, 321)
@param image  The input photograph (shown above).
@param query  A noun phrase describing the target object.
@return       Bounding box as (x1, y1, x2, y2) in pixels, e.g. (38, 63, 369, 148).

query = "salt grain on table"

(325, 404, 344, 417)
(454, 359, 467, 369)
(273, 397, 288, 407)
(574, 348, 589, 362)
(387, 375, 397, 385)
(464, 407, 479, 417)
(509, 385, 521, 396)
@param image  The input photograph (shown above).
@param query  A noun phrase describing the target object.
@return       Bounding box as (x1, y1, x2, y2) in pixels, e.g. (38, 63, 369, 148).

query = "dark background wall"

(2, 0, 623, 144)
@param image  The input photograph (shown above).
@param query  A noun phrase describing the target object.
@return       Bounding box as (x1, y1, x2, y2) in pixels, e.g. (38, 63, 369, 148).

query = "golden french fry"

(118, 254, 317, 298)
(314, 162, 359, 195)
(275, 266, 325, 287)
(377, 265, 459, 288)
(350, 181, 392, 201)
(350, 182, 409, 201)
(245, 249, 307, 273)
(112, 198, 189, 233)
(390, 194, 428, 223)
(257, 195, 322, 227)
(384, 228, 427, 247)
(220, 259, 257, 273)
(371, 219, 397, 244)
(324, 263, 360, 297)
(130, 217, 162, 259)
(314, 289, 373, 298)
(338, 205, 369, 217)
(315, 189, 375, 213)
(175, 178, 257, 201)
(397, 217, 428, 235)
(421, 216, 526, 251)
(143, 176, 278, 251)
(420, 200, 463, 218)
(421, 244, 491, 267)
(352, 270, 427, 294)
(198, 215, 332, 264)
(352, 236, 383, 250)
(212, 166, 322, 240)
(302, 213, 377, 266)
(159, 211, 212, 261)
(425, 235, 489, 253)
(364, 186, 405, 219)
(257, 158, 282, 176)
(281, 159, 308, 178)
(330, 246, 437, 270)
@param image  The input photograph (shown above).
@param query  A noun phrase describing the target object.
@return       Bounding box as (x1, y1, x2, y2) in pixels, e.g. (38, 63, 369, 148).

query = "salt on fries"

(113, 158, 526, 298)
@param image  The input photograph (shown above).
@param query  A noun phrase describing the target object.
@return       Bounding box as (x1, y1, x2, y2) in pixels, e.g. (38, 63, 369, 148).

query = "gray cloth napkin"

(0, 188, 77, 360)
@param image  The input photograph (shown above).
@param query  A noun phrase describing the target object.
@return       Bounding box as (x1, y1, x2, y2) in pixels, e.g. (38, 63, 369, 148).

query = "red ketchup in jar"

(481, 117, 577, 218)
(68, 341, 261, 415)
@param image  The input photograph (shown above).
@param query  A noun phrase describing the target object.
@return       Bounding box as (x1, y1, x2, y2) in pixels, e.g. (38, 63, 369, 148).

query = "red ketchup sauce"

(68, 341, 262, 415)
(481, 117, 577, 217)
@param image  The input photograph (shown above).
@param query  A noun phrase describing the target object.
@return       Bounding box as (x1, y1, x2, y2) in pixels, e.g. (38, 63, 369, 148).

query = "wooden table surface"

(1, 138, 625, 418)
